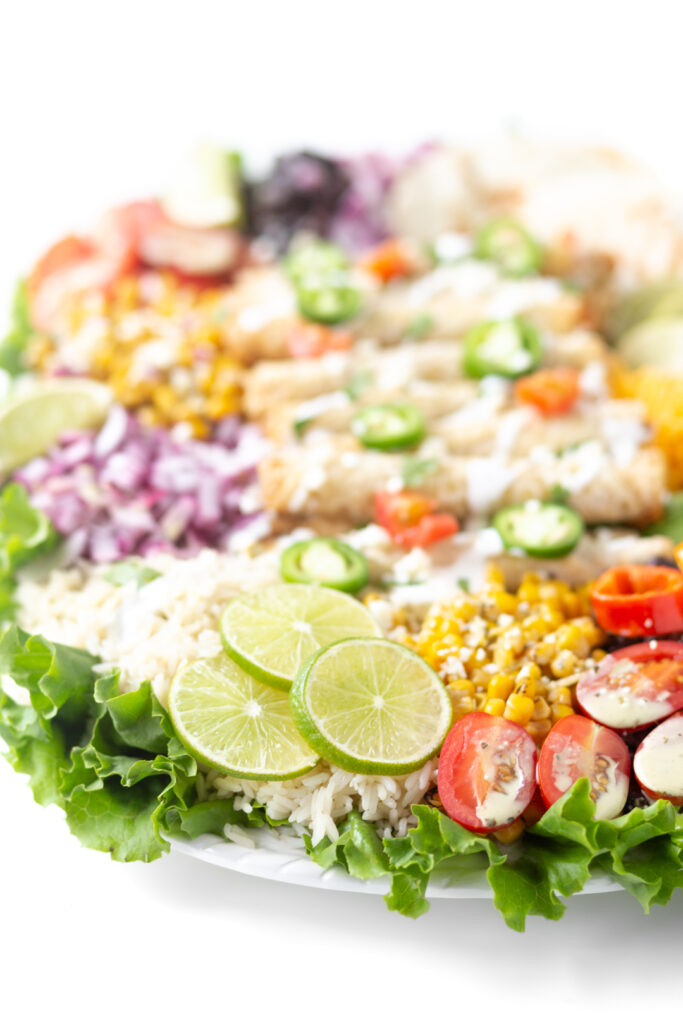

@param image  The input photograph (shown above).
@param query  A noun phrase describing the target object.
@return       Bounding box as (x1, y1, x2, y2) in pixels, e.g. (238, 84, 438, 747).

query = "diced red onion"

(13, 406, 267, 563)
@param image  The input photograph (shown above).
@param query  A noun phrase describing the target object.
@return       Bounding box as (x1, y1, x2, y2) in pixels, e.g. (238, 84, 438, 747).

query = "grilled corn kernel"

(495, 819, 526, 844)
(504, 693, 535, 725)
(487, 673, 514, 701)
(551, 702, 575, 722)
(550, 650, 580, 678)
(483, 698, 506, 717)
(550, 685, 573, 706)
(532, 696, 551, 721)
(526, 718, 552, 744)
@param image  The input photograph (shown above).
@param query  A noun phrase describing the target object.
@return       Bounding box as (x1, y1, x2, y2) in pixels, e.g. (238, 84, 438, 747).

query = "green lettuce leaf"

(305, 809, 390, 880)
(0, 484, 58, 622)
(0, 626, 242, 862)
(0, 280, 32, 377)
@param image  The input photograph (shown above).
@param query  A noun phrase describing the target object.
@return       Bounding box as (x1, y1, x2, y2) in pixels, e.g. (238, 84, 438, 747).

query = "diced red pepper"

(374, 490, 458, 548)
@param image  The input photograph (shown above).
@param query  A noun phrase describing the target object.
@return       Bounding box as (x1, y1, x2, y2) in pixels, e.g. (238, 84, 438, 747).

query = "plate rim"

(170, 831, 622, 900)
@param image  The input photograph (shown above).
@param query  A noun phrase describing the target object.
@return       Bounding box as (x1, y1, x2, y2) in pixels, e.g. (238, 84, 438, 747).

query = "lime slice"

(162, 143, 243, 228)
(0, 378, 112, 474)
(290, 637, 453, 775)
(617, 317, 683, 371)
(219, 583, 382, 691)
(169, 654, 319, 779)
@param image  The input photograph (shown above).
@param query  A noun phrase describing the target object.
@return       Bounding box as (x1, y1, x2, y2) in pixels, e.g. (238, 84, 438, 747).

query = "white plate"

(171, 830, 621, 899)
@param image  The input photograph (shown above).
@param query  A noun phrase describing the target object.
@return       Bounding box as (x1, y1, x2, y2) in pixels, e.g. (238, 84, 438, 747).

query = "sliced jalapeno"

(463, 317, 542, 379)
(280, 538, 369, 593)
(474, 217, 543, 277)
(493, 501, 584, 559)
(296, 271, 362, 325)
(284, 240, 349, 284)
(351, 402, 426, 451)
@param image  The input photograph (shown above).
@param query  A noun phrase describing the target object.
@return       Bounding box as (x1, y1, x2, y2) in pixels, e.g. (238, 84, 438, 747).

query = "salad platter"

(2, 138, 683, 931)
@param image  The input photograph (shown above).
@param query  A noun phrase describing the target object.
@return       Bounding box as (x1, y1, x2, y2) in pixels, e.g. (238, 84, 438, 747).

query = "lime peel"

(0, 378, 112, 474)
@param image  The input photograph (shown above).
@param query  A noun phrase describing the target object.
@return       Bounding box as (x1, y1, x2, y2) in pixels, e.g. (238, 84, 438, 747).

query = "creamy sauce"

(475, 738, 535, 828)
(581, 666, 673, 729)
(634, 714, 683, 798)
(465, 457, 516, 514)
(552, 739, 627, 819)
(592, 760, 629, 820)
(292, 390, 350, 426)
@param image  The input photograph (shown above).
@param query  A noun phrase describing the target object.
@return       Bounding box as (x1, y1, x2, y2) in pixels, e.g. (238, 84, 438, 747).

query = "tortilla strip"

(494, 532, 674, 589)
(263, 385, 644, 455)
(259, 438, 665, 526)
(244, 331, 606, 419)
(263, 380, 479, 441)
(433, 400, 647, 458)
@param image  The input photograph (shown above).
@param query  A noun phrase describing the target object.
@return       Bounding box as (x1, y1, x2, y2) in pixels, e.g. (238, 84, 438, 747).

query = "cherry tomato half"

(589, 564, 683, 637)
(538, 715, 630, 819)
(514, 367, 580, 416)
(437, 712, 538, 833)
(373, 491, 459, 549)
(634, 712, 683, 806)
(576, 640, 683, 732)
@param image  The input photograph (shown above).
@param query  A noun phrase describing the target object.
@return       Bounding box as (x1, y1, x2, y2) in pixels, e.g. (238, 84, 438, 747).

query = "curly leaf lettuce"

(0, 627, 259, 861)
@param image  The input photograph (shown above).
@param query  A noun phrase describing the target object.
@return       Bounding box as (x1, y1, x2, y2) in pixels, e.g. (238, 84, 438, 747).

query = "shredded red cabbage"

(13, 406, 269, 563)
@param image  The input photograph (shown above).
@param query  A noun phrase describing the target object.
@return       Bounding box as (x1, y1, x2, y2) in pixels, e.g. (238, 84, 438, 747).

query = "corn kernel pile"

(400, 568, 605, 747)
(28, 273, 242, 437)
(615, 366, 683, 489)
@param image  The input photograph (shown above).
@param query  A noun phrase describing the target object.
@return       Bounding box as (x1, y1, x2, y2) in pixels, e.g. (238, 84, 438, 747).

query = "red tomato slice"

(634, 712, 683, 806)
(287, 322, 354, 359)
(514, 367, 580, 416)
(589, 564, 683, 637)
(538, 715, 630, 819)
(373, 491, 459, 549)
(437, 712, 538, 833)
(576, 640, 683, 732)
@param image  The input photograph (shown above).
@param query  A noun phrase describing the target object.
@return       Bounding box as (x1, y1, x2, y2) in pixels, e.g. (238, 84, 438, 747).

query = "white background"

(2, 1, 683, 1020)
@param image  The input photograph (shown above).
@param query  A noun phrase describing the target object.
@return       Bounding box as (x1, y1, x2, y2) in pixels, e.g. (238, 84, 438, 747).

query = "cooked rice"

(200, 760, 438, 845)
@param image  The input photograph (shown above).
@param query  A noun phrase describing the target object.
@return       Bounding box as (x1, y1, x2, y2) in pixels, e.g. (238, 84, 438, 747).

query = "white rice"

(14, 547, 437, 842)
(200, 760, 438, 845)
